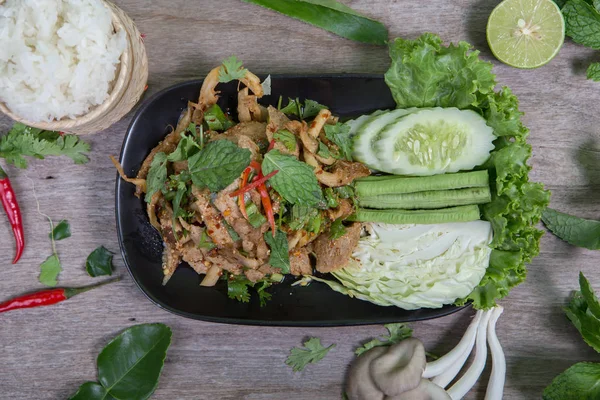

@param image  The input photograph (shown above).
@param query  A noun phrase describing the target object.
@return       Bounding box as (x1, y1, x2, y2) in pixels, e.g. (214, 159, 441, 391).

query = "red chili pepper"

(254, 175, 276, 236)
(268, 139, 276, 151)
(0, 278, 119, 314)
(237, 166, 252, 220)
(229, 169, 278, 198)
(0, 166, 24, 264)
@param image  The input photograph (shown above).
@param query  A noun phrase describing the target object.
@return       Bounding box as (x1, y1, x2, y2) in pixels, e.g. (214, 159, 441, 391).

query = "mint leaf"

(264, 229, 290, 274)
(39, 254, 61, 287)
(580, 272, 600, 320)
(565, 273, 600, 353)
(273, 129, 297, 152)
(562, 0, 600, 49)
(324, 122, 353, 160)
(241, 0, 388, 45)
(286, 337, 336, 372)
(543, 362, 600, 400)
(86, 246, 114, 277)
(218, 56, 248, 83)
(145, 152, 168, 202)
(542, 208, 600, 250)
(587, 62, 600, 81)
(329, 218, 346, 240)
(188, 140, 251, 192)
(355, 323, 413, 356)
(262, 150, 323, 206)
(49, 220, 71, 241)
(204, 104, 235, 131)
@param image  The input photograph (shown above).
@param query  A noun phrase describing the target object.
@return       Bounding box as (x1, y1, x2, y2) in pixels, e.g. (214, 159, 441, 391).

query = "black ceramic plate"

(116, 75, 467, 326)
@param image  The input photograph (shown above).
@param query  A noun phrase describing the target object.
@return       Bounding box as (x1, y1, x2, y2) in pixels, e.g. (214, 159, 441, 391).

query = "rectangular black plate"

(115, 75, 467, 326)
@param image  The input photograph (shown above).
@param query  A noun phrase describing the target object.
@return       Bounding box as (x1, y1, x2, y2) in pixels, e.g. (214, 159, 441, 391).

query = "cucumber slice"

(352, 108, 417, 169)
(375, 107, 495, 176)
(346, 109, 385, 137)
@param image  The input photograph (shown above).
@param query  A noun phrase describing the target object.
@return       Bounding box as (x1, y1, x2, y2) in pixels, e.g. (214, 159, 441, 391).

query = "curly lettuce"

(385, 33, 550, 309)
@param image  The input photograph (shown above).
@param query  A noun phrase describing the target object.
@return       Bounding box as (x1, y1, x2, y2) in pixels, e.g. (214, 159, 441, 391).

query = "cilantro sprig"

(286, 338, 336, 372)
(218, 56, 248, 83)
(226, 274, 273, 307)
(355, 323, 413, 356)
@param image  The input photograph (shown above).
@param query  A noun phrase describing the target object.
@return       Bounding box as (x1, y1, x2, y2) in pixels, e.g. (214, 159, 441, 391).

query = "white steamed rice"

(0, 0, 127, 122)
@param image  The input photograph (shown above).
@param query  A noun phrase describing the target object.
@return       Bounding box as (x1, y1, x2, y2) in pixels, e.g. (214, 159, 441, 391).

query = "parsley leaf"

(286, 338, 336, 372)
(145, 152, 168, 202)
(0, 123, 90, 168)
(262, 150, 324, 206)
(264, 229, 290, 274)
(39, 254, 62, 287)
(188, 140, 251, 192)
(329, 218, 346, 240)
(218, 56, 248, 83)
(49, 220, 71, 241)
(588, 62, 600, 81)
(204, 104, 235, 131)
(273, 129, 297, 152)
(86, 246, 114, 277)
(355, 323, 413, 356)
(227, 275, 252, 303)
(542, 208, 600, 250)
(562, 0, 600, 50)
(256, 280, 273, 307)
(324, 122, 353, 160)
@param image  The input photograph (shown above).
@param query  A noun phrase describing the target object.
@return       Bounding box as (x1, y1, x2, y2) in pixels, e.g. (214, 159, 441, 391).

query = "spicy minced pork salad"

(115, 33, 550, 310)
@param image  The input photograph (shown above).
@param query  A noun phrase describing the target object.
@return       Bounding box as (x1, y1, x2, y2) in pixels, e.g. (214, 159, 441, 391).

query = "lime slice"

(487, 0, 565, 69)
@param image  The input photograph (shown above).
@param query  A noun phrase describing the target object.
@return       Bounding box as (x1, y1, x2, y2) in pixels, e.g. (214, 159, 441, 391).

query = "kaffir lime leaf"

(487, 0, 565, 69)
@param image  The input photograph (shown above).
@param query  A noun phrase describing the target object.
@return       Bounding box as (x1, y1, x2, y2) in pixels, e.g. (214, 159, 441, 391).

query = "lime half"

(487, 0, 565, 69)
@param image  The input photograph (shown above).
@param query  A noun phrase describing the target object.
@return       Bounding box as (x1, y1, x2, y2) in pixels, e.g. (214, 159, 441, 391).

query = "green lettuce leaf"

(384, 33, 550, 309)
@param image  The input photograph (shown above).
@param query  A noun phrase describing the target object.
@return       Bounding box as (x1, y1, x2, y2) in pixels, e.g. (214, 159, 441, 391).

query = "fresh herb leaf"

(167, 132, 201, 162)
(241, 0, 388, 45)
(286, 337, 336, 372)
(49, 220, 71, 241)
(542, 208, 600, 250)
(227, 274, 252, 303)
(306, 211, 323, 234)
(334, 185, 355, 199)
(273, 129, 297, 152)
(68, 323, 172, 400)
(317, 141, 337, 160)
(355, 323, 413, 356)
(204, 104, 235, 131)
(324, 187, 339, 208)
(324, 123, 353, 160)
(303, 99, 328, 119)
(564, 273, 600, 353)
(145, 152, 168, 202)
(280, 98, 301, 116)
(246, 201, 267, 228)
(0, 123, 90, 168)
(256, 280, 273, 307)
(329, 218, 346, 240)
(287, 205, 319, 231)
(262, 150, 324, 206)
(188, 140, 251, 192)
(86, 246, 114, 277)
(218, 56, 248, 83)
(39, 254, 61, 287)
(587, 62, 600, 81)
(264, 229, 290, 274)
(562, 0, 600, 49)
(543, 362, 600, 400)
(197, 229, 216, 251)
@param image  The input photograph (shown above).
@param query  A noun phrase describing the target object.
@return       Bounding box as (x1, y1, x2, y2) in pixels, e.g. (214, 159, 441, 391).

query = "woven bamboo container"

(0, 1, 148, 135)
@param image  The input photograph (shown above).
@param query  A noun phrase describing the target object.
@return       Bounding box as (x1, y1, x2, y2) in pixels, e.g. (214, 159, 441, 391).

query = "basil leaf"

(587, 62, 600, 81)
(264, 229, 290, 274)
(543, 362, 600, 400)
(86, 246, 114, 277)
(324, 122, 353, 160)
(204, 104, 235, 131)
(262, 150, 323, 206)
(97, 324, 172, 400)
(39, 254, 61, 287)
(562, 0, 600, 49)
(188, 140, 251, 192)
(50, 220, 71, 240)
(542, 208, 600, 250)
(145, 152, 168, 202)
(242, 0, 388, 45)
(69, 382, 115, 400)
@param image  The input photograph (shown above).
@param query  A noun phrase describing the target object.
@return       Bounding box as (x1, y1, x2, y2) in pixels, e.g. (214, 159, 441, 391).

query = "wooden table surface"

(1, 0, 600, 399)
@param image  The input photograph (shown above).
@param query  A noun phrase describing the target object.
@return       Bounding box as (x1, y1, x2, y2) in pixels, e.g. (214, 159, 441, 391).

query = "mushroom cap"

(370, 338, 427, 396)
(346, 347, 387, 400)
(385, 379, 451, 400)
